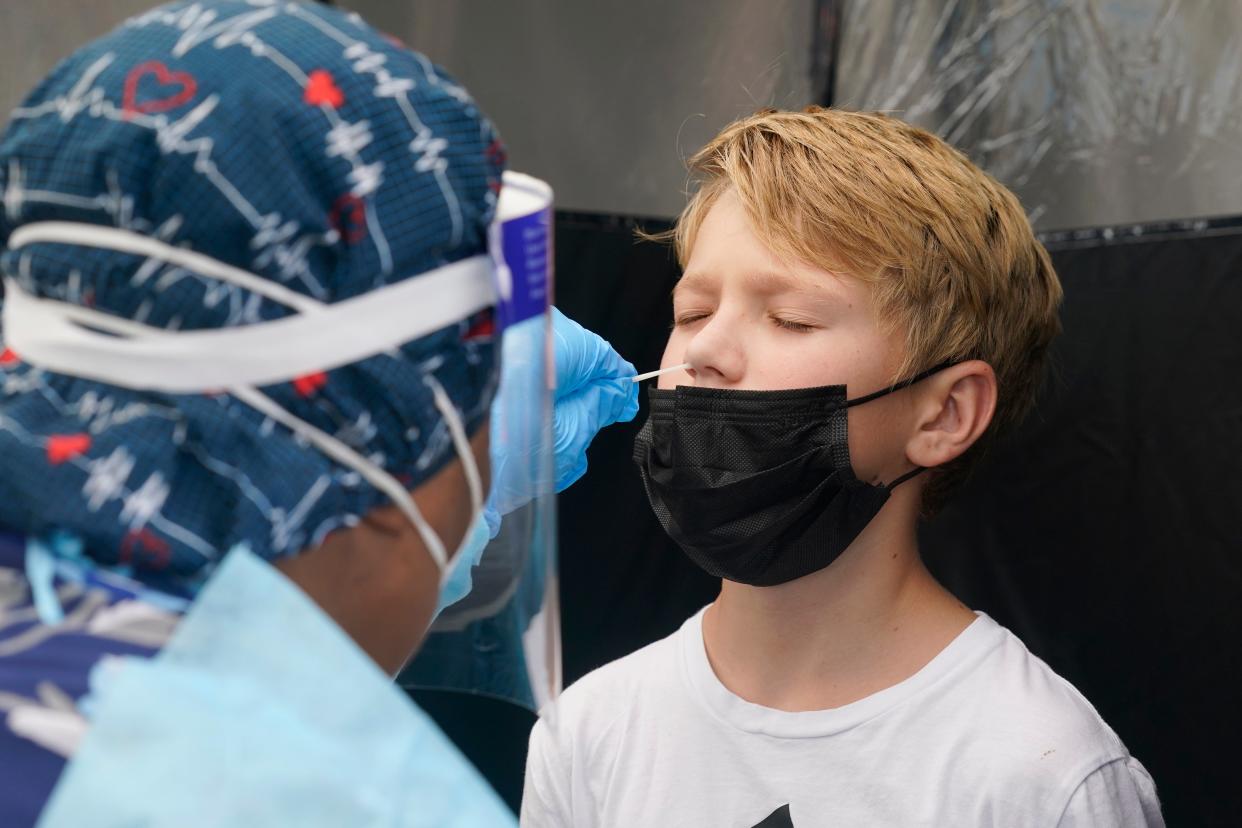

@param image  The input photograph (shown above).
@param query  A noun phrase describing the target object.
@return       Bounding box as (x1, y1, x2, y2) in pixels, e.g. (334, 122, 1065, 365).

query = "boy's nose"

(683, 318, 745, 387)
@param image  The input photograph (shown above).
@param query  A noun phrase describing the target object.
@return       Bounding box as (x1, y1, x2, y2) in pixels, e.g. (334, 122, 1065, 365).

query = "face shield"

(0, 171, 560, 714)
(399, 171, 561, 714)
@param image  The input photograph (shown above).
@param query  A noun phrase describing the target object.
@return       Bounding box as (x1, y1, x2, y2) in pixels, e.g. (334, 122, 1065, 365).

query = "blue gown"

(0, 531, 516, 827)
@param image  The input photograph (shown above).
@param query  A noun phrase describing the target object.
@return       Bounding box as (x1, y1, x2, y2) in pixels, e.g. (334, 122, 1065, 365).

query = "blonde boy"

(521, 108, 1162, 827)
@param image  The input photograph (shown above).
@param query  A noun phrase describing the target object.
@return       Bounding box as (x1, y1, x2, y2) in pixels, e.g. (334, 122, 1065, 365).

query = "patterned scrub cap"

(0, 0, 505, 594)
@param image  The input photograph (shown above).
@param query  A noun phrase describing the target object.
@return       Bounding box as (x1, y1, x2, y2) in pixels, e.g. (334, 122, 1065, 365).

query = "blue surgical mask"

(433, 514, 490, 618)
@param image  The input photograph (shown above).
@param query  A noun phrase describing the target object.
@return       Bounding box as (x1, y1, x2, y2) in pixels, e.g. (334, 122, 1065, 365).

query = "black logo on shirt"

(752, 804, 794, 828)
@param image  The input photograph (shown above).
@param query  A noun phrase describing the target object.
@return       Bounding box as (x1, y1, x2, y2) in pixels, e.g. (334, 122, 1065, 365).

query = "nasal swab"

(631, 363, 692, 383)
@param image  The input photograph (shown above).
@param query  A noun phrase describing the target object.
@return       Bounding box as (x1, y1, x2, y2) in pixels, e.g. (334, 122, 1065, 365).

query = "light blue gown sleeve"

(37, 546, 517, 828)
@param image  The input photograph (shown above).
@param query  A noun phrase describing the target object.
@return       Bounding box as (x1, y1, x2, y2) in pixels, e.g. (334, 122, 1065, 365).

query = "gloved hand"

(485, 307, 639, 536)
(549, 307, 640, 489)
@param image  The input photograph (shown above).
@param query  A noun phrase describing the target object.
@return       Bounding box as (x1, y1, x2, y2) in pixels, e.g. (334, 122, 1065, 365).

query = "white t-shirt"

(522, 610, 1162, 828)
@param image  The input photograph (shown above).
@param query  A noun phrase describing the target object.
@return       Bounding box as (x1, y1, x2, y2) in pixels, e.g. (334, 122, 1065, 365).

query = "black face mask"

(632, 366, 948, 587)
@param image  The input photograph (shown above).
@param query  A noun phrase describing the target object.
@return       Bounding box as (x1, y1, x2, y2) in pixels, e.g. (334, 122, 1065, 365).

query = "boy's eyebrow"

(745, 269, 833, 297)
(672, 270, 715, 299)
(674, 269, 842, 300)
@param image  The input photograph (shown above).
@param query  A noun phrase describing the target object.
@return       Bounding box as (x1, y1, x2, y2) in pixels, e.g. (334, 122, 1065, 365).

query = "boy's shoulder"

(551, 610, 697, 732)
(938, 615, 1131, 786)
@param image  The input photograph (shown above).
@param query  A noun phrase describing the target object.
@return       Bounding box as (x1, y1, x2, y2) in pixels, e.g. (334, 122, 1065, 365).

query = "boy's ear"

(905, 360, 997, 469)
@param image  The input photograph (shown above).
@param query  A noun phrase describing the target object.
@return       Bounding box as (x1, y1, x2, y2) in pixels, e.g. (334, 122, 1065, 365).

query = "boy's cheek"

(845, 402, 908, 485)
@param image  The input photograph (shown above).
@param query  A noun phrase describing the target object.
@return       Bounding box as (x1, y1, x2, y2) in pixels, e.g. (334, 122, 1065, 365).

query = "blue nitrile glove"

(485, 308, 639, 536)
(549, 307, 641, 488)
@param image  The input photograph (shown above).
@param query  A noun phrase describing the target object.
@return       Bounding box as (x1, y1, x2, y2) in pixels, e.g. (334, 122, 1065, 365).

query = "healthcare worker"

(0, 2, 637, 825)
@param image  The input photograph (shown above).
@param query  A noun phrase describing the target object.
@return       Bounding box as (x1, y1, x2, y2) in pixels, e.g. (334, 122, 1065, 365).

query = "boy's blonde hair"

(665, 107, 1062, 512)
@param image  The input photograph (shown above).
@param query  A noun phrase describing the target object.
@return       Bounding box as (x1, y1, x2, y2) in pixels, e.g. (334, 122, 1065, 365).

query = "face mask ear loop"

(425, 376, 483, 515)
(845, 360, 958, 408)
(227, 385, 450, 573)
(885, 466, 927, 491)
(424, 374, 485, 587)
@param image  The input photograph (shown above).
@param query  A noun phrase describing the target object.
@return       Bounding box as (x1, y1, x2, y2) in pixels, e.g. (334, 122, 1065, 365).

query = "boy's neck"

(700, 490, 976, 712)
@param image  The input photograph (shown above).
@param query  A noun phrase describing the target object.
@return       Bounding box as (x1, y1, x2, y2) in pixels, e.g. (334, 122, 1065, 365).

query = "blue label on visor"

(497, 204, 551, 328)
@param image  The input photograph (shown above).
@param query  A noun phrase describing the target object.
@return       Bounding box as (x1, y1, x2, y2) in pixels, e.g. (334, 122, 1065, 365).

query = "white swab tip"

(631, 363, 692, 383)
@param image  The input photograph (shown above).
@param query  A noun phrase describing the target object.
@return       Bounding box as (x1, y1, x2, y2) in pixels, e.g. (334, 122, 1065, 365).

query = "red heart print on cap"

(46, 434, 92, 465)
(123, 61, 198, 117)
(293, 372, 329, 398)
(304, 69, 345, 108)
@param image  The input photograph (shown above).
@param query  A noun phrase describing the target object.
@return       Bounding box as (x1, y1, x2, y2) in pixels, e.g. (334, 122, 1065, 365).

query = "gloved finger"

(557, 378, 638, 447)
(595, 349, 639, 389)
(555, 451, 590, 494)
(551, 307, 636, 397)
(616, 376, 640, 423)
(588, 374, 640, 426)
(555, 335, 636, 400)
(550, 308, 596, 391)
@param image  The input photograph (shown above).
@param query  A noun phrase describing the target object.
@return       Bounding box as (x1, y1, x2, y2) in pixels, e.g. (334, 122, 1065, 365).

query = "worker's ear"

(359, 506, 404, 537)
(277, 422, 489, 675)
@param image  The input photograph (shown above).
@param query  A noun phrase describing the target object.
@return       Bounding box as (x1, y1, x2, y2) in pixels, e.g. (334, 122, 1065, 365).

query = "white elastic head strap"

(3, 221, 498, 573)
(3, 223, 495, 391)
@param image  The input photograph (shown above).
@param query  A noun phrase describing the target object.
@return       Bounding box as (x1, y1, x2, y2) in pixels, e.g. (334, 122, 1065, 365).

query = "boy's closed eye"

(768, 314, 819, 333)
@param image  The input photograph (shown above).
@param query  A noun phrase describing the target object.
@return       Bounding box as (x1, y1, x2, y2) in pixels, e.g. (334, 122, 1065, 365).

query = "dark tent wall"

(923, 221, 1242, 824)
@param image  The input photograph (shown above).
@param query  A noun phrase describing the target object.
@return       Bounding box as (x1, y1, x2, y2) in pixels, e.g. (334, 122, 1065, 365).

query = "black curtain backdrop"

(417, 212, 1242, 825)
(920, 225, 1242, 827)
